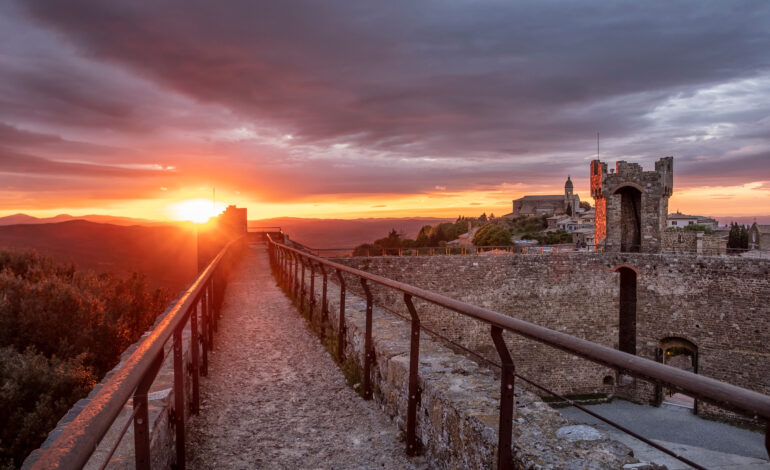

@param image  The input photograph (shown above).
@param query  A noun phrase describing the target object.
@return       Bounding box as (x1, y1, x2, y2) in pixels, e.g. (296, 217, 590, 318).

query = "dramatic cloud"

(1, 0, 768, 217)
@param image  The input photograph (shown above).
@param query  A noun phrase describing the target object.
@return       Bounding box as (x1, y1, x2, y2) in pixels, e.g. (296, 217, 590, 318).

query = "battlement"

(591, 157, 674, 252)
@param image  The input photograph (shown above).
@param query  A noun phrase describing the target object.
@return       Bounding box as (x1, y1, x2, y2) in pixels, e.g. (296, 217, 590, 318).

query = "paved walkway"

(560, 400, 770, 469)
(186, 243, 428, 470)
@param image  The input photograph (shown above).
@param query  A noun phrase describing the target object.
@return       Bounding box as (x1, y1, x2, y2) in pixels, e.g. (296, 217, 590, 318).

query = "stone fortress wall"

(335, 253, 770, 414)
(661, 230, 726, 255)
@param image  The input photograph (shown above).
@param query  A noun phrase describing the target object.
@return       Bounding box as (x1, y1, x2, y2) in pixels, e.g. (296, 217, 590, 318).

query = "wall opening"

(655, 337, 698, 413)
(617, 267, 637, 356)
(616, 186, 642, 252)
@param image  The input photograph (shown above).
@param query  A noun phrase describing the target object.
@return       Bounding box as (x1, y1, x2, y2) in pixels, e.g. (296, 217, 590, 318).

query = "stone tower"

(564, 176, 574, 216)
(590, 157, 673, 253)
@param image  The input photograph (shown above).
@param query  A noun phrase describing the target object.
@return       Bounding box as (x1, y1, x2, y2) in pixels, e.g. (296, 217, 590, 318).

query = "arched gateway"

(656, 337, 699, 412)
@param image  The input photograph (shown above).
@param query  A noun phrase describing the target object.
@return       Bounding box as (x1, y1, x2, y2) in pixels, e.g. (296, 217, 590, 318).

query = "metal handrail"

(267, 235, 770, 469)
(31, 237, 243, 470)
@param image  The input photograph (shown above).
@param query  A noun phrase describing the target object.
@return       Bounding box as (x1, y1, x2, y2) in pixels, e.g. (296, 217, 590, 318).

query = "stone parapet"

(305, 270, 641, 468)
(334, 252, 770, 421)
(23, 301, 198, 470)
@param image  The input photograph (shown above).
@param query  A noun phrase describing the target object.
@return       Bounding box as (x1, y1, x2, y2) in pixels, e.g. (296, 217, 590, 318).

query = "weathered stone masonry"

(335, 253, 770, 414)
(302, 267, 639, 468)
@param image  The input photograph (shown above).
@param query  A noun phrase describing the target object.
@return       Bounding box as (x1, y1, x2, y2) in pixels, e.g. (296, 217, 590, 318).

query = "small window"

(688, 221, 694, 225)
(672, 221, 677, 226)
(603, 375, 614, 386)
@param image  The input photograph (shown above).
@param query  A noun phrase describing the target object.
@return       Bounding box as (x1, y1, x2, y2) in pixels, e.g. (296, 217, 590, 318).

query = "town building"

(510, 176, 581, 217)
(748, 222, 770, 251)
(667, 212, 718, 230)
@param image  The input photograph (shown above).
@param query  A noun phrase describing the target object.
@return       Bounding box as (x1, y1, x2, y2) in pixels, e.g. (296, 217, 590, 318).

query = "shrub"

(473, 224, 513, 246)
(0, 347, 96, 468)
(522, 230, 572, 245)
(0, 250, 169, 466)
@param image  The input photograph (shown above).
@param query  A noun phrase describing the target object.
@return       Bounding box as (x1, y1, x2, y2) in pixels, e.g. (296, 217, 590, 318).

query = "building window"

(688, 221, 694, 225)
(672, 221, 677, 226)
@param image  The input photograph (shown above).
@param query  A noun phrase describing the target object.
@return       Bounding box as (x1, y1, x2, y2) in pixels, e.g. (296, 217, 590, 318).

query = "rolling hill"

(0, 213, 173, 227)
(249, 217, 455, 249)
(0, 220, 197, 292)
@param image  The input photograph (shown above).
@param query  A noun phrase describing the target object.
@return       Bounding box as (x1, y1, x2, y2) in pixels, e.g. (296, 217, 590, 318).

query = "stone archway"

(656, 337, 698, 413)
(615, 266, 637, 356)
(614, 185, 642, 252)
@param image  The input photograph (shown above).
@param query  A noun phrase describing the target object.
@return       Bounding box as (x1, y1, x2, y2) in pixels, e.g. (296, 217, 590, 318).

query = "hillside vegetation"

(0, 251, 169, 468)
(350, 213, 573, 255)
(0, 220, 196, 292)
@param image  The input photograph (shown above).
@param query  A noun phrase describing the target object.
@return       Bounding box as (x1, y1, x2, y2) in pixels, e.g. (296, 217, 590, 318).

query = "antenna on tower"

(597, 132, 600, 159)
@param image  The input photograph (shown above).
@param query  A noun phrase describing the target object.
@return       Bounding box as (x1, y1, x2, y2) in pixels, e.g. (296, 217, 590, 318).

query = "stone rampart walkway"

(186, 243, 427, 469)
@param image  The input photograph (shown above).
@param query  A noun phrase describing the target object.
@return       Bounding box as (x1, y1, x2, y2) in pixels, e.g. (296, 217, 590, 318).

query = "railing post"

(173, 328, 186, 470)
(361, 278, 373, 400)
(335, 269, 346, 362)
(765, 425, 769, 459)
(201, 286, 209, 376)
(404, 294, 421, 455)
(319, 264, 328, 323)
(190, 300, 200, 415)
(207, 281, 215, 347)
(293, 253, 299, 300)
(490, 326, 515, 470)
(309, 262, 315, 322)
(133, 352, 163, 470)
(300, 257, 306, 313)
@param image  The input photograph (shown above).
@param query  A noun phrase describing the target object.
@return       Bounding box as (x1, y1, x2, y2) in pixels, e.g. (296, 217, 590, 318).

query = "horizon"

(1, 2, 768, 222)
(2, 209, 769, 227)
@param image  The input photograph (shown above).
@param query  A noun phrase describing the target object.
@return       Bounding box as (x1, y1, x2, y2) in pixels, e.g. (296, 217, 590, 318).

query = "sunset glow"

(169, 199, 227, 224)
(0, 1, 767, 223)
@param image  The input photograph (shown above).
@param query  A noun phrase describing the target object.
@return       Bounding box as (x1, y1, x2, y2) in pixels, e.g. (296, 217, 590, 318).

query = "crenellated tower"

(590, 157, 673, 253)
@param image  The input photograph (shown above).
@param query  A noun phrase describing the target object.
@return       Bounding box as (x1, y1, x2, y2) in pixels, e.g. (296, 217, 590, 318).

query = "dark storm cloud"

(19, 1, 770, 154)
(0, 147, 168, 178)
(4, 0, 770, 205)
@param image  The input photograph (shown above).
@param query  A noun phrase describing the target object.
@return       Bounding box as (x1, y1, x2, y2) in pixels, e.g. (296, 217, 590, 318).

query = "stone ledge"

(22, 299, 198, 470)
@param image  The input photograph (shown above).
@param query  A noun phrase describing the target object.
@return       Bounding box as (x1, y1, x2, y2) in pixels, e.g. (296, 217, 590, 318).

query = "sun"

(170, 199, 226, 223)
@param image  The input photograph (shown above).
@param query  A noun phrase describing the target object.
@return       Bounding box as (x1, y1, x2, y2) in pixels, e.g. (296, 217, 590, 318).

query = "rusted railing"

(30, 237, 245, 470)
(267, 236, 770, 470)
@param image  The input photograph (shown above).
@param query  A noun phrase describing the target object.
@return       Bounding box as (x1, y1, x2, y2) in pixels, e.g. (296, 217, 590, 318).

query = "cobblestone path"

(187, 243, 428, 470)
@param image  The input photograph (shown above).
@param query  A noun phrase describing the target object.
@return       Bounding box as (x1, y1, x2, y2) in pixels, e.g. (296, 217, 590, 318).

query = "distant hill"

(0, 220, 196, 292)
(0, 213, 172, 227)
(250, 217, 455, 249)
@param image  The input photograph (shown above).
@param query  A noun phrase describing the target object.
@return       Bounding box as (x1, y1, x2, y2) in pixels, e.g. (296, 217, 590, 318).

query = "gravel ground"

(559, 400, 768, 459)
(186, 244, 429, 470)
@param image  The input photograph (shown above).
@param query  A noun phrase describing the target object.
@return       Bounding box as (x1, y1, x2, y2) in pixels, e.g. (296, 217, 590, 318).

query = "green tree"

(727, 222, 748, 251)
(374, 229, 402, 249)
(579, 201, 592, 211)
(473, 224, 513, 246)
(0, 249, 169, 465)
(682, 224, 713, 234)
(0, 347, 96, 468)
(522, 230, 572, 245)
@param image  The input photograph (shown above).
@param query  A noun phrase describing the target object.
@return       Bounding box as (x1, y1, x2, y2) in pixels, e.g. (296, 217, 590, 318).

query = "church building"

(510, 176, 580, 217)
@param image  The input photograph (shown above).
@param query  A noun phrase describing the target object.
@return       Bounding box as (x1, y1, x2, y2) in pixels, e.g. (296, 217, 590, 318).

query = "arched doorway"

(616, 266, 637, 356)
(614, 185, 642, 252)
(656, 337, 698, 412)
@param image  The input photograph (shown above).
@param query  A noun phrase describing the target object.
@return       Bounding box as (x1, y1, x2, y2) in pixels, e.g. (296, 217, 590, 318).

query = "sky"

(0, 1, 768, 222)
